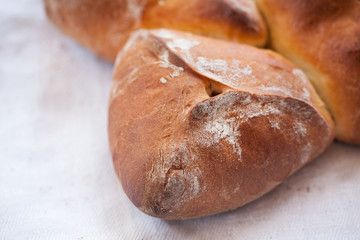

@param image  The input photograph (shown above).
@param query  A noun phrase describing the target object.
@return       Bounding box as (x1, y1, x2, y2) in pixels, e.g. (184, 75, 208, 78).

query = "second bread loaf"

(44, 0, 267, 61)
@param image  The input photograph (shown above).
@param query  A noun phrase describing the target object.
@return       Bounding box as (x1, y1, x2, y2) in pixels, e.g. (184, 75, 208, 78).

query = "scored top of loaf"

(114, 29, 328, 110)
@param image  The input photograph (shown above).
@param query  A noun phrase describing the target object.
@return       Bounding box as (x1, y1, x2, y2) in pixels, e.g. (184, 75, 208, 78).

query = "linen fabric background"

(1, 1, 360, 239)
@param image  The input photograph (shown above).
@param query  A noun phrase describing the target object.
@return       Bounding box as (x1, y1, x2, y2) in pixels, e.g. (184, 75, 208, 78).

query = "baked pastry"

(108, 29, 335, 220)
(255, 0, 360, 144)
(44, 0, 267, 61)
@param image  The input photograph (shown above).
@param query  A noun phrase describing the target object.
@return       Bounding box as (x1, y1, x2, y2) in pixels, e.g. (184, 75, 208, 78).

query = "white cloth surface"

(1, 1, 360, 239)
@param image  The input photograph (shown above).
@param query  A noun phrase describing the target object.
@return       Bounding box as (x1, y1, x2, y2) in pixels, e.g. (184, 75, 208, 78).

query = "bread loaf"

(44, 0, 267, 61)
(108, 29, 334, 220)
(255, 0, 360, 144)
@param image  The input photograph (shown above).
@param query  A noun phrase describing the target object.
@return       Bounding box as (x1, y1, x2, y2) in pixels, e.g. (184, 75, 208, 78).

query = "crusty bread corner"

(255, 0, 360, 144)
(44, 0, 267, 61)
(108, 29, 335, 220)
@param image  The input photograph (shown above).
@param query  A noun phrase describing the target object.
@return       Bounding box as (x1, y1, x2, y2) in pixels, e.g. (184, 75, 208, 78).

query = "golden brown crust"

(44, 0, 267, 61)
(44, 0, 146, 61)
(142, 0, 267, 44)
(108, 29, 334, 219)
(256, 0, 360, 144)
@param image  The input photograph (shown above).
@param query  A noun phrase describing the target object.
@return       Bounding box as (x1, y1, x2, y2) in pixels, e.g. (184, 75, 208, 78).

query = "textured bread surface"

(44, 0, 267, 61)
(256, 0, 360, 144)
(108, 29, 335, 220)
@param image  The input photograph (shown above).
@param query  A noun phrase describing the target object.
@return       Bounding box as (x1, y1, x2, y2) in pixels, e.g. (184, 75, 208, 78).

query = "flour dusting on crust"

(196, 57, 253, 85)
(145, 144, 206, 214)
(190, 92, 283, 162)
(158, 49, 184, 78)
(114, 29, 149, 69)
(160, 77, 167, 84)
(110, 68, 139, 100)
(151, 29, 315, 105)
(293, 121, 307, 136)
(205, 116, 242, 158)
(189, 91, 321, 164)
